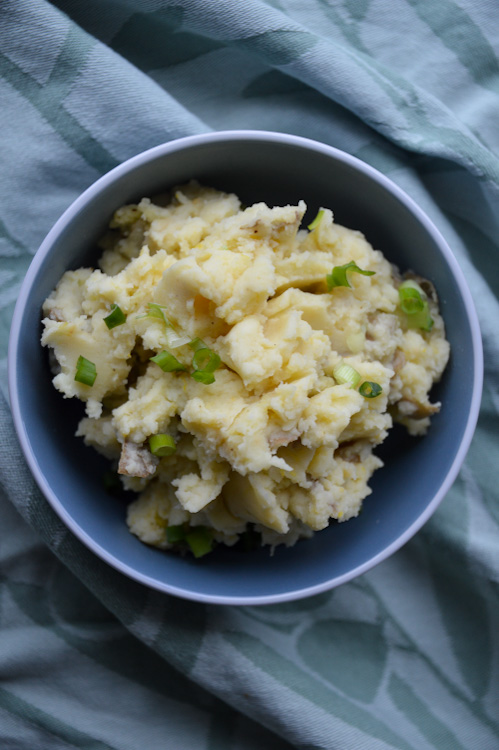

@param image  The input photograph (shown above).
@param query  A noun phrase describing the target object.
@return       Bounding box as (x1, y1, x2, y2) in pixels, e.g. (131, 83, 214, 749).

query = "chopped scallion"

(327, 261, 375, 290)
(188, 337, 206, 352)
(307, 209, 324, 231)
(191, 370, 216, 385)
(104, 304, 126, 329)
(406, 310, 434, 332)
(333, 362, 361, 388)
(166, 524, 186, 544)
(150, 350, 187, 372)
(148, 434, 176, 457)
(147, 303, 168, 321)
(75, 355, 97, 386)
(189, 343, 221, 385)
(185, 526, 214, 558)
(139, 303, 173, 327)
(359, 381, 383, 398)
(398, 280, 434, 331)
(398, 281, 425, 314)
(192, 348, 221, 374)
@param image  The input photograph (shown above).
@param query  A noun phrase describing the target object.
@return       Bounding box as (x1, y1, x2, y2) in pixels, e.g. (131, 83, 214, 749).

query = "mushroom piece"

(118, 441, 159, 478)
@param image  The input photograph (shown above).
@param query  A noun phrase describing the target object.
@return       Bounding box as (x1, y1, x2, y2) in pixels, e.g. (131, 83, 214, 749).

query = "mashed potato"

(41, 183, 449, 556)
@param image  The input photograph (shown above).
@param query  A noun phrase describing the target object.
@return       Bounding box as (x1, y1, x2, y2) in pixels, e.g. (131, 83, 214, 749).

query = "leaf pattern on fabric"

(357, 571, 499, 744)
(0, 41, 118, 175)
(423, 477, 492, 700)
(388, 674, 468, 750)
(343, 0, 372, 22)
(0, 687, 118, 750)
(225, 630, 415, 750)
(240, 593, 333, 633)
(442, 215, 499, 300)
(111, 9, 226, 70)
(426, 548, 492, 700)
(467, 386, 499, 528)
(6, 575, 236, 717)
(297, 619, 388, 703)
(405, 0, 499, 92)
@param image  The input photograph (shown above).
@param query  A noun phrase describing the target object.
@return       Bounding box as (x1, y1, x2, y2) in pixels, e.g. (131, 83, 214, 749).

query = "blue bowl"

(8, 131, 483, 604)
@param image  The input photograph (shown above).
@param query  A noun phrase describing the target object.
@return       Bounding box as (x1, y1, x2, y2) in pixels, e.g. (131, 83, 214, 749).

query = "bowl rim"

(8, 129, 484, 605)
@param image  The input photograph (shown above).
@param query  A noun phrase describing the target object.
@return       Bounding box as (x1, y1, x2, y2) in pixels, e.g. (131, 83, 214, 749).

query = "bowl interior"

(11, 134, 478, 603)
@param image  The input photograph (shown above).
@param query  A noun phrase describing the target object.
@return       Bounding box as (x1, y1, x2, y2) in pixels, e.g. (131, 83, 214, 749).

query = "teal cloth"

(1, 1, 498, 748)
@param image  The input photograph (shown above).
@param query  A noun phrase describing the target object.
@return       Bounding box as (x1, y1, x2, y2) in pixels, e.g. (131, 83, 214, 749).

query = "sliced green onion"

(138, 303, 173, 327)
(147, 303, 168, 321)
(191, 370, 216, 385)
(104, 304, 127, 329)
(333, 362, 361, 388)
(185, 526, 214, 558)
(398, 280, 434, 331)
(166, 524, 186, 544)
(398, 281, 425, 314)
(189, 344, 221, 385)
(192, 348, 221, 373)
(406, 310, 434, 332)
(188, 337, 206, 352)
(359, 381, 383, 398)
(307, 209, 324, 231)
(327, 261, 375, 290)
(150, 350, 187, 372)
(75, 355, 97, 386)
(148, 434, 176, 457)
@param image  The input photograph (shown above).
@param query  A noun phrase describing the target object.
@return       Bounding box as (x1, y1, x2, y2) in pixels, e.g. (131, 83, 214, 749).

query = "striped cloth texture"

(1, 1, 498, 748)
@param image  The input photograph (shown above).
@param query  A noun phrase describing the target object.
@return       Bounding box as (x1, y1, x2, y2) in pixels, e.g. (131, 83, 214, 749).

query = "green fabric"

(1, 0, 498, 747)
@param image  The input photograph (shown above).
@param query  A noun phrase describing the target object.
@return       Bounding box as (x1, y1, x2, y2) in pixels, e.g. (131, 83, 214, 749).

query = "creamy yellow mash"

(41, 183, 449, 556)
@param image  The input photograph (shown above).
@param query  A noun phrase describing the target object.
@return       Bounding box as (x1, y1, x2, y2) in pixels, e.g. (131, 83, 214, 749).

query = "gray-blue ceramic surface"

(8, 131, 483, 604)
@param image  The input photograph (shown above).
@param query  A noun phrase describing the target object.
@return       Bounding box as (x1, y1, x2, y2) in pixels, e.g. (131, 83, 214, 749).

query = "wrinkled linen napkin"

(1, 1, 498, 748)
